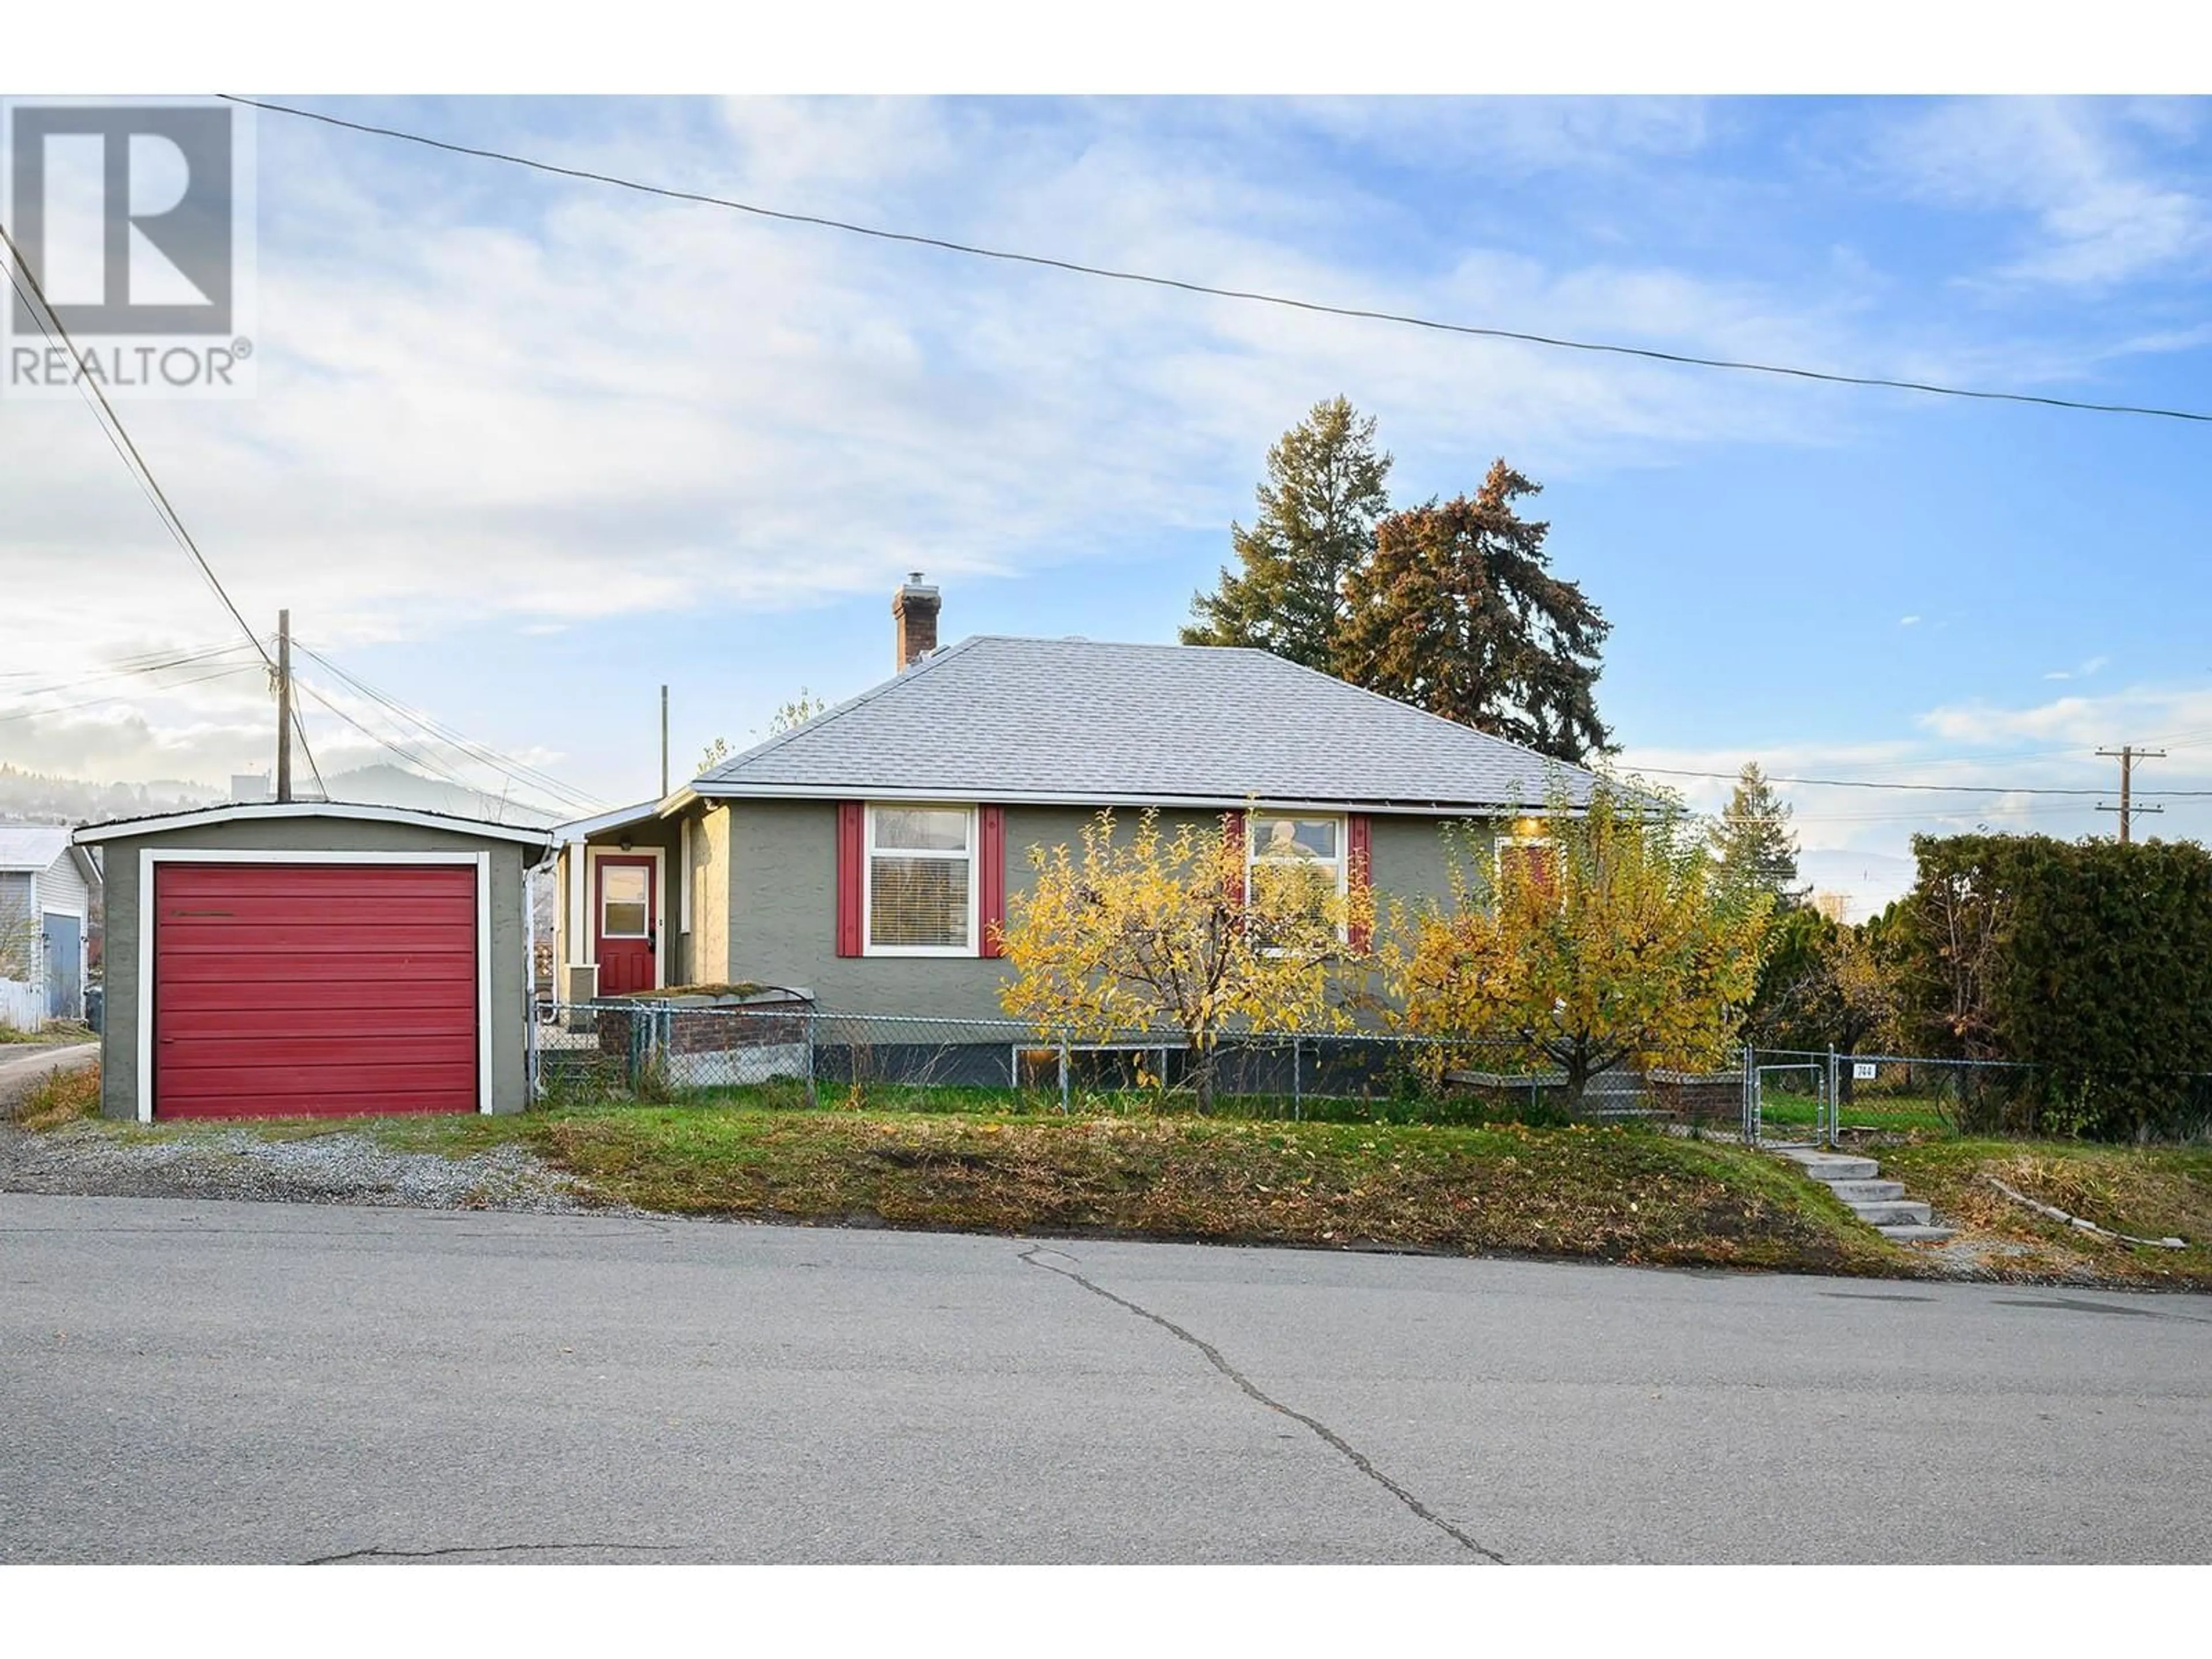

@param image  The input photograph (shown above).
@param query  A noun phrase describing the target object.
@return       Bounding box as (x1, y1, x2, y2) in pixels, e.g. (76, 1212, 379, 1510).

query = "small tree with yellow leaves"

(1392, 780, 1772, 1104)
(997, 808, 1372, 1112)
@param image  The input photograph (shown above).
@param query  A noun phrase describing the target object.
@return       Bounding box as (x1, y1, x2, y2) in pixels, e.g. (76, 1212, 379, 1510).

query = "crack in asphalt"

(304, 1540, 687, 1564)
(1018, 1243, 1502, 1563)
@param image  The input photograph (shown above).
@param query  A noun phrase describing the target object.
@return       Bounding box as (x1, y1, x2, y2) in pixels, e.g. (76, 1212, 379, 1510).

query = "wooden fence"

(0, 978, 45, 1034)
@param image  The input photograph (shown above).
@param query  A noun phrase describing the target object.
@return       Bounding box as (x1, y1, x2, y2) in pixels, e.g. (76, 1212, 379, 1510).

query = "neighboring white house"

(0, 822, 100, 1027)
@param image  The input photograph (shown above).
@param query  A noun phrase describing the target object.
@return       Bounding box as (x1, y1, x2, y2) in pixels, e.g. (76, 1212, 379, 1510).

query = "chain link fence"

(1744, 1047, 2212, 1145)
(531, 998, 1749, 1128)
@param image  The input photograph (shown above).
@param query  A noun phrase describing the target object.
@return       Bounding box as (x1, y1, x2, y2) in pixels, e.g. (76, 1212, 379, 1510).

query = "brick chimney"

(893, 571, 940, 670)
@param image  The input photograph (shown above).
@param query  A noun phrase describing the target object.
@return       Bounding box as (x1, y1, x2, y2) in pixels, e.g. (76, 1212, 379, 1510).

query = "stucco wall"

(96, 816, 541, 1120)
(690, 804, 731, 986)
(721, 801, 1493, 1022)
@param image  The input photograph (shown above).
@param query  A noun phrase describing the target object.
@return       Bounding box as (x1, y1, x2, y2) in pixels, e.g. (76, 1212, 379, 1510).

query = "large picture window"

(1245, 812, 1348, 940)
(866, 805, 977, 954)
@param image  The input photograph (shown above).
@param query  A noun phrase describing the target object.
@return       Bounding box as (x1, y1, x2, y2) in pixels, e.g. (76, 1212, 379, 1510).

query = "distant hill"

(0, 764, 224, 826)
(309, 764, 564, 828)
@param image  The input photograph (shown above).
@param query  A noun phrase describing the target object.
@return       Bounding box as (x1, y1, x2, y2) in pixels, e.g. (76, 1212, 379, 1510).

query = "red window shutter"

(978, 805, 1008, 957)
(835, 801, 865, 957)
(1221, 809, 1248, 909)
(1347, 813, 1373, 950)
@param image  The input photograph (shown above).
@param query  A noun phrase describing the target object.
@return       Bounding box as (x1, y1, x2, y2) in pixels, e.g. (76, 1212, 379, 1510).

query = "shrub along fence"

(531, 1001, 2212, 1144)
(1746, 1046, 2212, 1145)
(533, 1000, 1748, 1129)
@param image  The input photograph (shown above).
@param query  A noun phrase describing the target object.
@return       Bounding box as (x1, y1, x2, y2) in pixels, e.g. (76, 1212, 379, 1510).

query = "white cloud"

(1871, 98, 2212, 289)
(1899, 614, 1921, 626)
(2, 94, 1904, 793)
(2041, 653, 2109, 681)
(6, 97, 2195, 798)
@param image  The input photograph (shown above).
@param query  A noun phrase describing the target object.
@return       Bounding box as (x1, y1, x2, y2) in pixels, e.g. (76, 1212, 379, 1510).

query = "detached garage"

(74, 805, 552, 1122)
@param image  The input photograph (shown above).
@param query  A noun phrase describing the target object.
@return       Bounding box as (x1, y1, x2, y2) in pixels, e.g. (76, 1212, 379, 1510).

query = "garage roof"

(71, 801, 556, 849)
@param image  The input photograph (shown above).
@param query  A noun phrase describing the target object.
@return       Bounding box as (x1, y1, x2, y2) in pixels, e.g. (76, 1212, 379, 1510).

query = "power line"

(1, 226, 270, 653)
(0, 642, 257, 705)
(290, 672, 487, 796)
(0, 662, 263, 725)
(1628, 763, 2212, 799)
(0, 636, 248, 683)
(219, 94, 2212, 430)
(1, 222, 327, 801)
(294, 645, 601, 810)
(294, 642, 601, 810)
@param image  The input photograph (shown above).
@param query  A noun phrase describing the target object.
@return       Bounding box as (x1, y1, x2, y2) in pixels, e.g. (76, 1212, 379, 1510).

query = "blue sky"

(4, 95, 2210, 907)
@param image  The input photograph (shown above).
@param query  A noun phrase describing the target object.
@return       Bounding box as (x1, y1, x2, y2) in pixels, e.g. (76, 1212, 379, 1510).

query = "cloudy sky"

(4, 94, 2210, 907)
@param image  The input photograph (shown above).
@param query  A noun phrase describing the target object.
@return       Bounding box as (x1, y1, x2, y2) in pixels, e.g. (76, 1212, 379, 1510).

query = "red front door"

(594, 856, 657, 997)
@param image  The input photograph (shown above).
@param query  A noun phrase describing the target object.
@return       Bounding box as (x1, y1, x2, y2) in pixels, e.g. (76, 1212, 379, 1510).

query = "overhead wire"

(0, 642, 260, 705)
(0, 220, 327, 798)
(1625, 763, 2212, 799)
(294, 642, 603, 812)
(220, 93, 2212, 428)
(289, 672, 490, 796)
(0, 662, 266, 725)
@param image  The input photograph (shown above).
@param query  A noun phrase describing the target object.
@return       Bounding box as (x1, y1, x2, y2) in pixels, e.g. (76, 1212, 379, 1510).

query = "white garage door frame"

(137, 848, 494, 1124)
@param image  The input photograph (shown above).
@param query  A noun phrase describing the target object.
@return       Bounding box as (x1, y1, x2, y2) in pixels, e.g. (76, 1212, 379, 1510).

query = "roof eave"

(72, 802, 556, 849)
(689, 780, 1575, 816)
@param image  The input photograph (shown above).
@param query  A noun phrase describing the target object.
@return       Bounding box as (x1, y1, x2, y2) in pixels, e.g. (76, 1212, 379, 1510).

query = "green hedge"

(1902, 834, 2212, 1139)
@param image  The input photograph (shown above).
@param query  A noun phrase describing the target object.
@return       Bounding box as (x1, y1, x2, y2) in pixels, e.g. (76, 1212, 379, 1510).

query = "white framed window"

(1245, 812, 1349, 942)
(599, 864, 651, 938)
(1495, 834, 1562, 902)
(865, 804, 978, 955)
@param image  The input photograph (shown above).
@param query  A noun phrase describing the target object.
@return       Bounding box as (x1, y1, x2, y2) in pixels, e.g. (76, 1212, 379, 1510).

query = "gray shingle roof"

(694, 636, 1599, 812)
(0, 823, 73, 872)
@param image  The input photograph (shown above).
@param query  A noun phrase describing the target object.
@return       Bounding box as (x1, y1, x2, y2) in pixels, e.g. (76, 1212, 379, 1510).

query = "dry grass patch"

(532, 1108, 1899, 1273)
(1880, 1139, 2212, 1288)
(12, 1060, 101, 1131)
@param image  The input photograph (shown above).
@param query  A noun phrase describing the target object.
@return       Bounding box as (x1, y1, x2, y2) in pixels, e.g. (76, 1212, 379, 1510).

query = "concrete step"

(1848, 1199, 1934, 1227)
(1826, 1179, 1907, 1203)
(1878, 1224, 1958, 1244)
(1785, 1153, 1883, 1182)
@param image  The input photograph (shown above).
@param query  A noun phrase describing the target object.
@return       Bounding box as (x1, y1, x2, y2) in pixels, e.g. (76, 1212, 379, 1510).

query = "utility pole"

(275, 608, 293, 804)
(660, 684, 669, 799)
(2097, 744, 2165, 843)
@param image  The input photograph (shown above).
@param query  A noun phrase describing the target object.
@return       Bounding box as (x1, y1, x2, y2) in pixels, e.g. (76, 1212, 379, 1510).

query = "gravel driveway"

(0, 1101, 610, 1218)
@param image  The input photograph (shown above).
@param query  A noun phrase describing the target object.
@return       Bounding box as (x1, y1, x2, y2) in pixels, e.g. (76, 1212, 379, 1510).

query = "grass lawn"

(1758, 1089, 1959, 1137)
(35, 1063, 2208, 1287)
(1877, 1139, 2212, 1289)
(517, 1106, 1897, 1272)
(43, 1062, 1894, 1275)
(8, 1062, 101, 1130)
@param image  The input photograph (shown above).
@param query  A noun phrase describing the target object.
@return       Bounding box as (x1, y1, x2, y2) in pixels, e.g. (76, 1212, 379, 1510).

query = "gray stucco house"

(551, 577, 1597, 1022)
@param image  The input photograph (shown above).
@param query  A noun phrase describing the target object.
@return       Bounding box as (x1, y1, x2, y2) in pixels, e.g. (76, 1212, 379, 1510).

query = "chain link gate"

(1743, 1047, 1838, 1146)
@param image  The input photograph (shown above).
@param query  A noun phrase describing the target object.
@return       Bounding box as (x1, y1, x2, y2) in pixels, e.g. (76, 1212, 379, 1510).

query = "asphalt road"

(4, 1191, 2208, 1564)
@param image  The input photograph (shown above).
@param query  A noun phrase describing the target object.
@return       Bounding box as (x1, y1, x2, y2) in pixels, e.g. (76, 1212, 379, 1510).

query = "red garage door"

(153, 862, 479, 1119)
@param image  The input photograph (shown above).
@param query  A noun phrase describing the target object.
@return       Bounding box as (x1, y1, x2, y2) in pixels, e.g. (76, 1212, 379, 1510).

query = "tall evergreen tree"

(1181, 396, 1392, 671)
(1710, 761, 1803, 904)
(1336, 460, 1611, 762)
